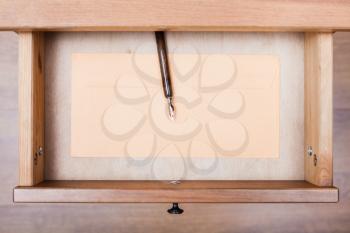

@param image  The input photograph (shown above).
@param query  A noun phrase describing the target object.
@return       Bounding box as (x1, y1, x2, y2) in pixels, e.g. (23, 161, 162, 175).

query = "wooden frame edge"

(304, 32, 333, 186)
(1, 0, 350, 31)
(18, 32, 45, 186)
(13, 181, 338, 203)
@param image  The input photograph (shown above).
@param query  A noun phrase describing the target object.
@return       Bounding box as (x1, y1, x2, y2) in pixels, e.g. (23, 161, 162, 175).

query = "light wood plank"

(304, 33, 333, 186)
(18, 32, 44, 186)
(0, 0, 350, 31)
(13, 180, 338, 203)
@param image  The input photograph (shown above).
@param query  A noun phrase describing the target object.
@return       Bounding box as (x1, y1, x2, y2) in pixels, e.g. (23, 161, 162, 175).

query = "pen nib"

(167, 98, 175, 120)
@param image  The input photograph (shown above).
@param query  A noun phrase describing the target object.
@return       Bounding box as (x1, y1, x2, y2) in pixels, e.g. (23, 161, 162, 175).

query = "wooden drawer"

(12, 31, 338, 203)
(2, 0, 346, 204)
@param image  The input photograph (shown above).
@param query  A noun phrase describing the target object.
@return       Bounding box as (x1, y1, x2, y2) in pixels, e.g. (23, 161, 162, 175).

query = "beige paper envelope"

(71, 53, 279, 159)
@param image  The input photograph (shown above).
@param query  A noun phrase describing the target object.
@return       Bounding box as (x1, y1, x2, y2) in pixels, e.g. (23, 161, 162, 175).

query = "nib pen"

(155, 31, 175, 120)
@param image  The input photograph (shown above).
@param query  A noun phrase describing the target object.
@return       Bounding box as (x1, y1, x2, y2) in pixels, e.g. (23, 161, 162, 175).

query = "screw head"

(37, 147, 44, 156)
(307, 146, 313, 156)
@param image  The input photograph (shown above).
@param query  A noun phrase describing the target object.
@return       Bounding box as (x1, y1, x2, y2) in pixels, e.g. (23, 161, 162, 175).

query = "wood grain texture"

(334, 32, 350, 109)
(0, 32, 18, 204)
(304, 33, 333, 186)
(13, 180, 338, 203)
(0, 0, 350, 31)
(18, 32, 44, 186)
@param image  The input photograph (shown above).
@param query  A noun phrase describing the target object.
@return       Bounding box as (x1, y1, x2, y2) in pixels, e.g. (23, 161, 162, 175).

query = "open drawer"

(13, 31, 337, 203)
(4, 0, 346, 204)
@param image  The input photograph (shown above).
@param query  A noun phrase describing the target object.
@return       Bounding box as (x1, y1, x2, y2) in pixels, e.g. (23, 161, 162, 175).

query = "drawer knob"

(167, 203, 183, 214)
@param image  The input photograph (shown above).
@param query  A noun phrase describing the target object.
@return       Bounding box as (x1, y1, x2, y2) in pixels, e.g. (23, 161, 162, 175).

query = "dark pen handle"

(155, 31, 173, 98)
